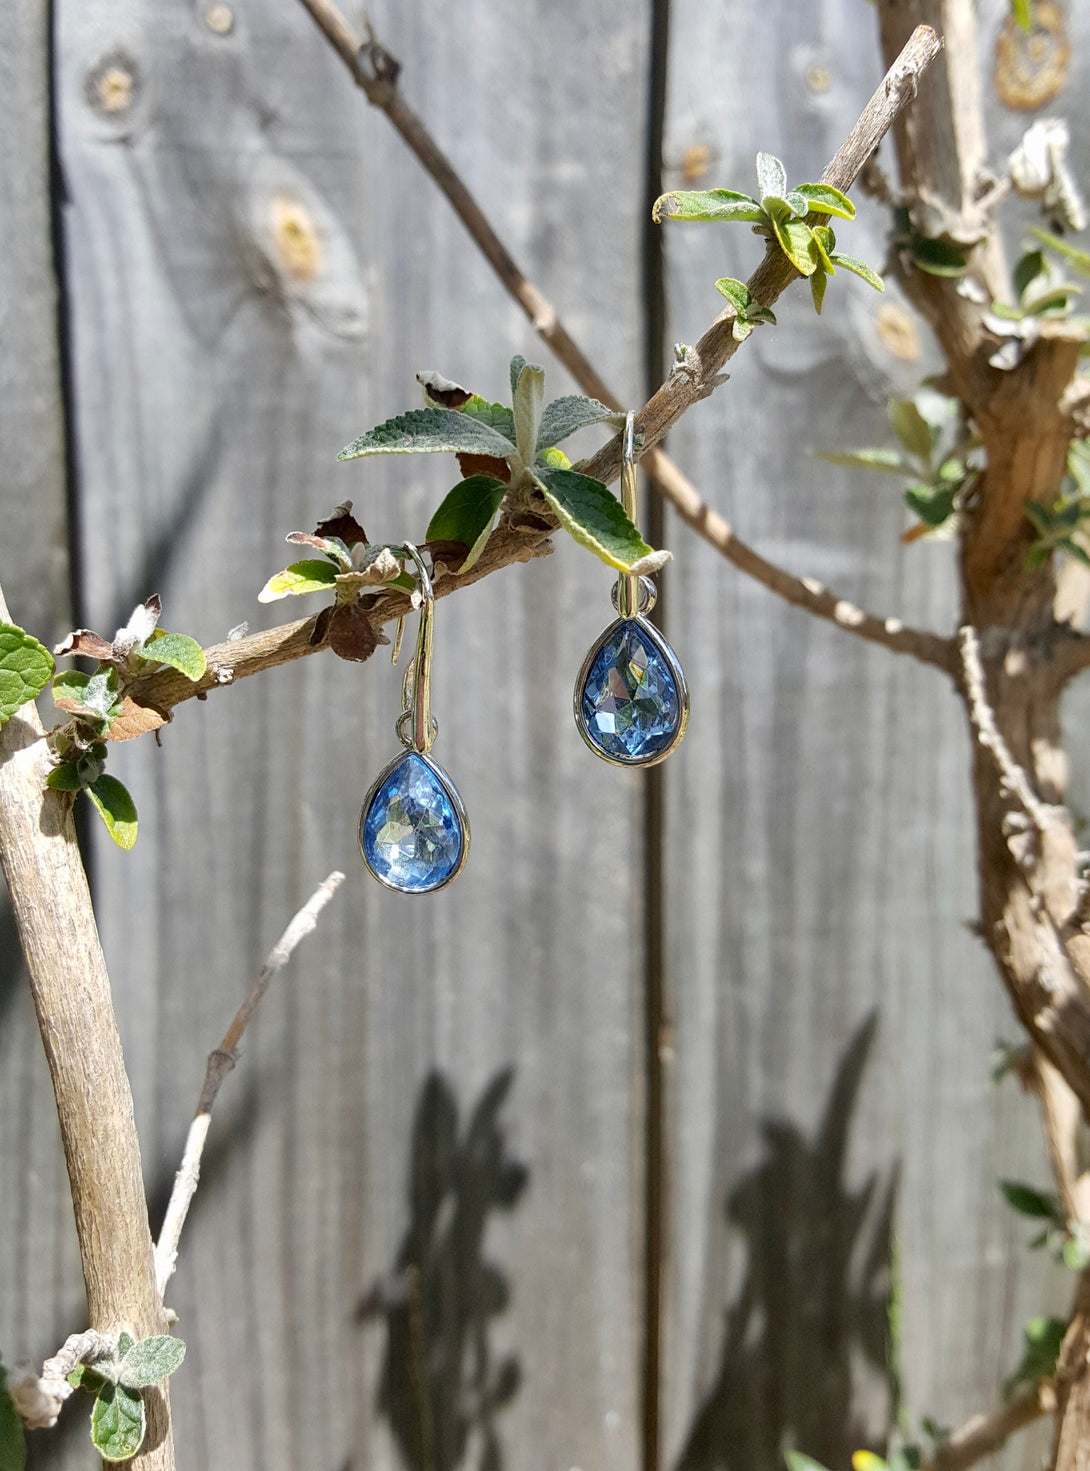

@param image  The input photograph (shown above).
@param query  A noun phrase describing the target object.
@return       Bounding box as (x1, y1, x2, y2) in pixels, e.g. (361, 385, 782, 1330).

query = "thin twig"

(8, 1331, 116, 1430)
(922, 1378, 1055, 1471)
(958, 625, 1060, 832)
(154, 871, 345, 1296)
(288, 0, 949, 667)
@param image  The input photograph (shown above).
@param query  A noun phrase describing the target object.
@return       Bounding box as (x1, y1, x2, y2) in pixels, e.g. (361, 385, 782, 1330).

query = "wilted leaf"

(416, 369, 473, 408)
(283, 532, 352, 565)
(425, 476, 507, 573)
(327, 603, 381, 663)
(258, 561, 339, 604)
(117, 1336, 186, 1390)
(86, 774, 138, 850)
(313, 501, 368, 546)
(91, 1383, 145, 1462)
(532, 466, 655, 571)
(52, 629, 114, 661)
(338, 408, 516, 461)
(106, 697, 169, 743)
(0, 622, 54, 727)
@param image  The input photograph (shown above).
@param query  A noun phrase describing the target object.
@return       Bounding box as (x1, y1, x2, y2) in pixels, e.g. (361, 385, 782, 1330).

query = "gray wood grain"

(658, 2, 1082, 1468)
(40, 1, 651, 1467)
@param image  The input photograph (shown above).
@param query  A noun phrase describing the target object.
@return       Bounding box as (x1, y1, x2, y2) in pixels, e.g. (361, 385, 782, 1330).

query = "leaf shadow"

(356, 1067, 528, 1471)
(675, 1012, 898, 1471)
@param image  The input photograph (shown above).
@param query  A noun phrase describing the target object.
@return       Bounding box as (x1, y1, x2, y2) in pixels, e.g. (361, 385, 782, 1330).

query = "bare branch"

(923, 1379, 1055, 1471)
(154, 871, 345, 1297)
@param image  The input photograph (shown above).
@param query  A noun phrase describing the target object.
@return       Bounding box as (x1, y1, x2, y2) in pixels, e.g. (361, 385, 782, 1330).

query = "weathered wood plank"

(658, 1, 1079, 1467)
(45, 1, 652, 1467)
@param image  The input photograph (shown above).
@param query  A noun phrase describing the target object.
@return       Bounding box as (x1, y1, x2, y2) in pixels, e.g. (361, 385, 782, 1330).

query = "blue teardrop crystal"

(360, 752, 466, 893)
(578, 618, 683, 763)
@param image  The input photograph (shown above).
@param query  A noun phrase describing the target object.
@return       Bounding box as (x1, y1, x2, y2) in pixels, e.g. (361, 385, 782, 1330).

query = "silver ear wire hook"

(393, 543, 437, 754)
(618, 410, 640, 619)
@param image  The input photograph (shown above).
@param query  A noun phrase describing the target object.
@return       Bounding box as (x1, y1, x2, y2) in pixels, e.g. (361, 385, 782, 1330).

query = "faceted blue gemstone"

(579, 618, 682, 763)
(360, 752, 465, 893)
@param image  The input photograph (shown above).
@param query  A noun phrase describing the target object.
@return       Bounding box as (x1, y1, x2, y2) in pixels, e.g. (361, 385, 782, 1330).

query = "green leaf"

(457, 396, 516, 442)
(509, 354, 527, 400)
(770, 214, 818, 275)
(831, 252, 885, 292)
(52, 667, 122, 723)
(810, 265, 829, 315)
(117, 1336, 186, 1390)
(808, 228, 836, 275)
(785, 1453, 832, 1471)
(652, 189, 764, 224)
(425, 476, 508, 573)
(86, 774, 138, 851)
(904, 484, 957, 527)
(1000, 1179, 1064, 1221)
(1014, 249, 1047, 300)
(794, 182, 856, 220)
(814, 447, 911, 475)
(1024, 499, 1056, 536)
(908, 236, 969, 278)
(715, 277, 752, 312)
(0, 1360, 26, 1471)
(1030, 228, 1090, 278)
(756, 151, 788, 202)
(1005, 1315, 1067, 1395)
(532, 466, 654, 572)
(91, 1382, 146, 1462)
(258, 560, 339, 604)
(338, 409, 516, 461)
(1064, 1235, 1090, 1271)
(0, 622, 54, 728)
(890, 400, 935, 463)
(46, 762, 83, 792)
(1011, 0, 1033, 30)
(512, 361, 546, 467)
(535, 396, 626, 454)
(1025, 285, 1082, 317)
(136, 630, 206, 682)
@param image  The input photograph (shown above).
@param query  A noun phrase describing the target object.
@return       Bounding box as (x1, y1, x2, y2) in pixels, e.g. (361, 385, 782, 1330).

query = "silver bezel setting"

(358, 749, 471, 894)
(573, 614, 690, 768)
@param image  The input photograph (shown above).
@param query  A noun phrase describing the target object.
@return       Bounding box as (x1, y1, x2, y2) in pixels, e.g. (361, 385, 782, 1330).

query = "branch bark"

(0, 584, 174, 1468)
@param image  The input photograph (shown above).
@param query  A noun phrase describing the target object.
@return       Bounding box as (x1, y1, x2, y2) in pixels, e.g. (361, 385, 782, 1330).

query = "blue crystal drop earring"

(359, 544, 470, 893)
(574, 411, 689, 766)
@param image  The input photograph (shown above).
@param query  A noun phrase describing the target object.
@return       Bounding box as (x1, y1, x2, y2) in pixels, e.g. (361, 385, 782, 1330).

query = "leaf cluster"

(48, 597, 207, 849)
(336, 358, 666, 574)
(1000, 1177, 1090, 1270)
(68, 1333, 185, 1463)
(1024, 441, 1090, 569)
(817, 390, 979, 540)
(653, 152, 883, 315)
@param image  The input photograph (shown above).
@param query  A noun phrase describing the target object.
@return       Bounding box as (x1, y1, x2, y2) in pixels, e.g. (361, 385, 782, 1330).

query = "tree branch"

(923, 1379, 1055, 1471)
(154, 871, 345, 1297)
(289, 0, 948, 666)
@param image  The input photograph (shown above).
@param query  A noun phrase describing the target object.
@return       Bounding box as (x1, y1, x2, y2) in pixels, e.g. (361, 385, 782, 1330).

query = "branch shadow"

(676, 1012, 898, 1471)
(356, 1067, 528, 1471)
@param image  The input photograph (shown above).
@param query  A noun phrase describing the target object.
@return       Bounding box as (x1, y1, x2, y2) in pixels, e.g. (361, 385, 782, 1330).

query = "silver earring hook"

(619, 410, 640, 619)
(394, 543, 437, 754)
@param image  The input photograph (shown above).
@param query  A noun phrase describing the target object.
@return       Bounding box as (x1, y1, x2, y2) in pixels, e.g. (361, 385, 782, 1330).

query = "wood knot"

(86, 51, 139, 117)
(994, 2, 1070, 110)
(270, 195, 323, 280)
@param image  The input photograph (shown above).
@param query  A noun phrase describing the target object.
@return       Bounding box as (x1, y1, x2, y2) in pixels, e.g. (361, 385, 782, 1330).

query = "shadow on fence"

(357, 1066, 528, 1471)
(676, 1012, 898, 1471)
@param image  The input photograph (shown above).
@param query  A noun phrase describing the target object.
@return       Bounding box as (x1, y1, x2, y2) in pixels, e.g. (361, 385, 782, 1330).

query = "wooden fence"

(2, 0, 1086, 1467)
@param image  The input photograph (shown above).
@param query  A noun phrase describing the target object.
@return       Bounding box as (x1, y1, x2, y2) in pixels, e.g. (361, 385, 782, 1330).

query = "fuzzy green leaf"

(831, 252, 884, 291)
(91, 1383, 146, 1462)
(457, 396, 516, 442)
(136, 631, 206, 682)
(770, 214, 818, 275)
(1000, 1179, 1064, 1221)
(652, 189, 764, 224)
(785, 190, 810, 219)
(117, 1336, 186, 1390)
(86, 774, 138, 851)
(714, 277, 752, 312)
(0, 622, 54, 728)
(908, 236, 969, 278)
(810, 266, 829, 315)
(755, 151, 788, 202)
(0, 1360, 26, 1471)
(532, 466, 654, 572)
(52, 667, 122, 723)
(890, 400, 934, 463)
(258, 560, 339, 604)
(425, 476, 508, 574)
(509, 355, 527, 400)
(814, 447, 911, 474)
(809, 226, 836, 273)
(904, 484, 957, 527)
(1030, 228, 1090, 278)
(46, 763, 83, 792)
(1014, 249, 1047, 300)
(512, 361, 546, 467)
(535, 396, 626, 454)
(793, 182, 856, 220)
(338, 409, 516, 461)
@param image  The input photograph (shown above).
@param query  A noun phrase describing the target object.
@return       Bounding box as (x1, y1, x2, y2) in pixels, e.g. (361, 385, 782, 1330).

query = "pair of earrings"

(359, 412, 689, 894)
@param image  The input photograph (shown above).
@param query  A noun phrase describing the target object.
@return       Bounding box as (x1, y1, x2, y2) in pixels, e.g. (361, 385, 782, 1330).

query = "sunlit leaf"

(652, 189, 764, 224)
(338, 409, 516, 461)
(794, 182, 856, 220)
(135, 631, 206, 682)
(0, 622, 54, 728)
(756, 151, 788, 202)
(258, 561, 339, 604)
(90, 1383, 146, 1462)
(425, 476, 508, 573)
(532, 466, 655, 571)
(535, 395, 626, 454)
(86, 774, 138, 851)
